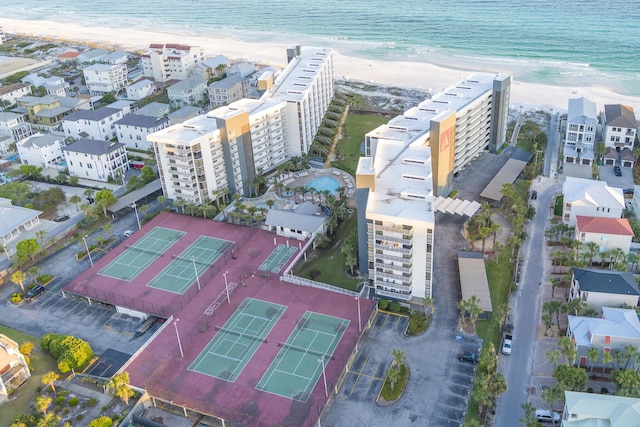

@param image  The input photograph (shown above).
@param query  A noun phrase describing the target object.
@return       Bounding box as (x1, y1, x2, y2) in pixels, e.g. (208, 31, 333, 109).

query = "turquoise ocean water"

(3, 0, 639, 95)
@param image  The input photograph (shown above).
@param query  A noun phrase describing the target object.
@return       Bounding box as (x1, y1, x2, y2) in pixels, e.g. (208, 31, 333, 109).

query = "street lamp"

(82, 235, 93, 267)
(318, 356, 328, 398)
(223, 270, 230, 303)
(174, 318, 184, 357)
(132, 203, 141, 230)
(192, 256, 201, 291)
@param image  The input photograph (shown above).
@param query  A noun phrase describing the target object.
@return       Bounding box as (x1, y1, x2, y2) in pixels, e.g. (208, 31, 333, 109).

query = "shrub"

(68, 397, 79, 406)
(55, 396, 66, 406)
(310, 270, 321, 279)
(57, 390, 70, 397)
(587, 387, 594, 393)
(19, 342, 34, 356)
(87, 416, 113, 427)
(378, 299, 389, 310)
(10, 293, 22, 303)
(37, 274, 54, 284)
(388, 301, 401, 312)
(601, 387, 609, 394)
(406, 312, 429, 336)
(76, 414, 84, 421)
(380, 363, 408, 401)
(87, 398, 97, 407)
(40, 333, 94, 373)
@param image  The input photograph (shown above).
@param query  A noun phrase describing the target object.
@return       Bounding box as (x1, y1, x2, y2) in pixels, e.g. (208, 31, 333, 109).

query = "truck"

(502, 334, 513, 355)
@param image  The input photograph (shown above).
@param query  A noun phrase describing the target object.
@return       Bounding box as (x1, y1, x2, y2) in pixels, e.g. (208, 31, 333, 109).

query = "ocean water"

(3, 0, 640, 95)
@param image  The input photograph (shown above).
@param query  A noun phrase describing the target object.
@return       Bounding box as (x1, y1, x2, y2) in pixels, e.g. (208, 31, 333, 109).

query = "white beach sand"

(2, 18, 639, 112)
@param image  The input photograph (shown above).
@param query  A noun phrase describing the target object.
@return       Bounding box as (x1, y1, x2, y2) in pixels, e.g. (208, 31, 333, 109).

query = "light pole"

(318, 356, 328, 398)
(192, 256, 201, 291)
(132, 202, 141, 230)
(355, 297, 362, 332)
(223, 270, 230, 303)
(174, 318, 184, 357)
(82, 235, 93, 267)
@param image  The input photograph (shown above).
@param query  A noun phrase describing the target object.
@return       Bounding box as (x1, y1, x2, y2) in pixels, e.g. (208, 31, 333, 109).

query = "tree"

(583, 241, 599, 266)
(87, 416, 113, 427)
(611, 369, 640, 397)
(94, 189, 117, 217)
(543, 300, 564, 328)
(35, 230, 47, 252)
(520, 402, 542, 427)
(101, 93, 116, 104)
(586, 347, 600, 373)
(566, 298, 586, 316)
(126, 175, 142, 191)
(546, 349, 562, 371)
(139, 204, 149, 217)
(140, 166, 156, 183)
(103, 223, 113, 238)
(27, 266, 40, 284)
(601, 349, 614, 374)
(541, 384, 563, 417)
(422, 297, 435, 316)
(69, 194, 82, 211)
(33, 395, 52, 415)
(69, 176, 79, 186)
(107, 372, 135, 405)
(40, 333, 94, 373)
(468, 296, 483, 332)
(18, 164, 43, 179)
(11, 270, 27, 292)
(558, 336, 578, 366)
(157, 195, 167, 208)
(16, 238, 40, 263)
(42, 371, 59, 393)
(542, 314, 554, 336)
(391, 349, 407, 367)
(554, 364, 587, 391)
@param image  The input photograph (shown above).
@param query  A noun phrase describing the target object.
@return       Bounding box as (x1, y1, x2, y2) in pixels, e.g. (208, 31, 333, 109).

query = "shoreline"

(1, 17, 639, 113)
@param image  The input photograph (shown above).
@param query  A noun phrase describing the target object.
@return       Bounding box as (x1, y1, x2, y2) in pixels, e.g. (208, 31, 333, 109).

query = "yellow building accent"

(430, 111, 456, 196)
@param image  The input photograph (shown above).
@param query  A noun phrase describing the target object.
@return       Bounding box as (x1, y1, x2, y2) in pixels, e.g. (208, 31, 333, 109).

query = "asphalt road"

(494, 181, 561, 425)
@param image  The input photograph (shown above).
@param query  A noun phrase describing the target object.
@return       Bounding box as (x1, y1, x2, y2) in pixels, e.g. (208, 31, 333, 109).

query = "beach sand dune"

(1, 18, 638, 112)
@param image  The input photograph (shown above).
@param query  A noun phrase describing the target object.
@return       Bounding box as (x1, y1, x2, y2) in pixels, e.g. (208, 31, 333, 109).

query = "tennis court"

(256, 311, 349, 401)
(146, 236, 232, 294)
(98, 227, 185, 281)
(189, 298, 286, 382)
(259, 244, 297, 273)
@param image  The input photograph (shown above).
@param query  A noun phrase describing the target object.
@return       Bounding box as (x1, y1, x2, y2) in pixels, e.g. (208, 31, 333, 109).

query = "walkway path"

(325, 105, 350, 167)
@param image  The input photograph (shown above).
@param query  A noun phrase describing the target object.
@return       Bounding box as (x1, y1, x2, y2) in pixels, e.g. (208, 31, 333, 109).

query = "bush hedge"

(378, 299, 389, 310)
(68, 397, 79, 406)
(380, 364, 408, 401)
(406, 312, 430, 336)
(87, 416, 113, 427)
(388, 301, 401, 312)
(40, 333, 94, 373)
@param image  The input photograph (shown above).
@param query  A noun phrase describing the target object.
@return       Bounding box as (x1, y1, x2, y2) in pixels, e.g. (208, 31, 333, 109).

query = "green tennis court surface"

(256, 311, 349, 401)
(146, 236, 232, 294)
(259, 244, 296, 273)
(189, 298, 286, 382)
(98, 227, 185, 281)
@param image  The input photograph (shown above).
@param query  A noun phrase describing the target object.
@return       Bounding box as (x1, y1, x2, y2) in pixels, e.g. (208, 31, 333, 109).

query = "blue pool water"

(7, 154, 19, 162)
(256, 202, 279, 210)
(306, 176, 341, 194)
(58, 161, 67, 167)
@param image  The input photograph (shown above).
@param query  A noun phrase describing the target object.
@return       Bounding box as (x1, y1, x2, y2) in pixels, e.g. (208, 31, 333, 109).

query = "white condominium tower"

(356, 73, 511, 302)
(141, 44, 206, 82)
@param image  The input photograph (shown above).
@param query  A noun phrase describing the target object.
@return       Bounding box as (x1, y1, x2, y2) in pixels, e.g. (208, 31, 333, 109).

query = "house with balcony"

(83, 63, 128, 96)
(76, 48, 109, 64)
(21, 74, 68, 96)
(0, 198, 41, 244)
(14, 95, 89, 130)
(563, 97, 597, 165)
(568, 307, 640, 368)
(16, 133, 64, 168)
(63, 139, 129, 182)
(126, 79, 156, 101)
(603, 104, 637, 168)
(0, 83, 31, 107)
(100, 50, 130, 65)
(0, 334, 31, 402)
(193, 55, 230, 81)
(568, 268, 640, 312)
(140, 44, 205, 82)
(562, 391, 640, 426)
(0, 112, 33, 148)
(167, 75, 208, 107)
(562, 177, 624, 226)
(62, 107, 124, 141)
(208, 74, 251, 107)
(574, 216, 633, 262)
(115, 114, 169, 151)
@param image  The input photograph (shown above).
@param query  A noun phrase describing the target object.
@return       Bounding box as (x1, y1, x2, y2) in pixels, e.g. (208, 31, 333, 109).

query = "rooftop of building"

(0, 82, 29, 96)
(168, 75, 206, 92)
(83, 63, 124, 72)
(568, 97, 598, 123)
(63, 138, 125, 156)
(19, 132, 61, 149)
(209, 74, 246, 90)
(128, 79, 154, 90)
(63, 106, 120, 122)
(572, 268, 640, 295)
(564, 390, 640, 426)
(267, 46, 332, 103)
(148, 114, 220, 144)
(575, 216, 634, 236)
(563, 177, 625, 209)
(604, 104, 637, 130)
(569, 307, 640, 347)
(115, 114, 168, 129)
(0, 197, 42, 237)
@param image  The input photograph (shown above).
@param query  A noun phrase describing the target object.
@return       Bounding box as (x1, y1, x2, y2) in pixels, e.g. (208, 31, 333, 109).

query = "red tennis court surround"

(65, 212, 376, 427)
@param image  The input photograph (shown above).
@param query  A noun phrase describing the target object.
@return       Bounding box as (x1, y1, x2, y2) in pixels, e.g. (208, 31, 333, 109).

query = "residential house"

(193, 55, 230, 81)
(568, 307, 640, 368)
(168, 106, 201, 125)
(563, 97, 597, 165)
(227, 63, 257, 79)
(76, 48, 109, 64)
(115, 114, 169, 150)
(135, 102, 170, 118)
(562, 177, 624, 226)
(15, 95, 85, 129)
(0, 197, 41, 244)
(17, 133, 64, 168)
(575, 216, 633, 261)
(63, 139, 129, 182)
(603, 104, 637, 168)
(0, 83, 32, 107)
(57, 51, 80, 63)
(21, 74, 68, 96)
(0, 112, 33, 147)
(141, 44, 205, 82)
(562, 391, 640, 426)
(265, 202, 328, 243)
(568, 268, 640, 312)
(167, 75, 208, 107)
(208, 74, 250, 107)
(62, 107, 125, 141)
(83, 63, 128, 95)
(100, 50, 129, 65)
(104, 100, 136, 116)
(0, 334, 31, 402)
(126, 79, 156, 101)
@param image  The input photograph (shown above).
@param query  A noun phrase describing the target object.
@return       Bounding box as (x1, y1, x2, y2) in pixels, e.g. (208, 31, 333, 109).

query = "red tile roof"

(576, 215, 634, 236)
(58, 51, 80, 59)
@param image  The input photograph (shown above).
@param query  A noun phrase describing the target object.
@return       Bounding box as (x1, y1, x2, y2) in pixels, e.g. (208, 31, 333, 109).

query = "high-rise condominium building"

(141, 44, 206, 82)
(356, 73, 511, 302)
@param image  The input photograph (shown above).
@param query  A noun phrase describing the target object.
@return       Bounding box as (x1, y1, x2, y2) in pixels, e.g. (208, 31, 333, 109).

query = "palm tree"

(266, 199, 275, 210)
(546, 349, 561, 371)
(42, 371, 59, 393)
(157, 195, 167, 208)
(69, 194, 82, 211)
(108, 372, 135, 405)
(103, 223, 113, 238)
(27, 266, 40, 285)
(582, 241, 599, 266)
(422, 297, 434, 316)
(628, 252, 640, 272)
(34, 395, 52, 415)
(601, 350, 614, 373)
(11, 270, 27, 292)
(391, 349, 406, 367)
(35, 230, 47, 252)
(586, 347, 600, 373)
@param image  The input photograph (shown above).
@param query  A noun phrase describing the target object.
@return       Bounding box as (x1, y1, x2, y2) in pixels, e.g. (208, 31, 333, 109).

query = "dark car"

(531, 190, 537, 200)
(457, 351, 479, 363)
(614, 165, 622, 176)
(24, 285, 45, 302)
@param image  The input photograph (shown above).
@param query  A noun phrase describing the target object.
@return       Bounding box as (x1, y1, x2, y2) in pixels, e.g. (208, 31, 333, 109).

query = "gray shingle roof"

(20, 133, 61, 148)
(605, 104, 638, 130)
(115, 114, 169, 128)
(573, 268, 640, 295)
(209, 74, 245, 90)
(265, 206, 326, 233)
(63, 138, 125, 156)
(63, 107, 120, 122)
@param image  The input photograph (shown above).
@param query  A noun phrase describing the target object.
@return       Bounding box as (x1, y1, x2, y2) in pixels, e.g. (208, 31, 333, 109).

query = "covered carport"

(457, 251, 493, 318)
(107, 179, 162, 214)
(479, 158, 528, 204)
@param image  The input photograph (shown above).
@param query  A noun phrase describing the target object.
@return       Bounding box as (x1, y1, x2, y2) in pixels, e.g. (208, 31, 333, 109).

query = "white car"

(123, 230, 134, 238)
(535, 409, 560, 423)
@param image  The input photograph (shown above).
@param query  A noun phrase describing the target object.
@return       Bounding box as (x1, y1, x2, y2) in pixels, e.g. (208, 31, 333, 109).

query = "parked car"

(531, 190, 537, 200)
(457, 351, 479, 363)
(24, 285, 45, 302)
(535, 409, 561, 423)
(123, 230, 134, 238)
(502, 334, 513, 355)
(614, 165, 622, 176)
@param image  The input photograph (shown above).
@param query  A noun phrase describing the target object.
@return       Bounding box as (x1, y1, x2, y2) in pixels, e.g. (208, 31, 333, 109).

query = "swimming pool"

(256, 202, 280, 210)
(7, 154, 19, 162)
(306, 176, 341, 194)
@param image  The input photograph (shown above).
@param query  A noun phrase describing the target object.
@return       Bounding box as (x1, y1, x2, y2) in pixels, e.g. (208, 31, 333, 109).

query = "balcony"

(375, 271, 411, 283)
(375, 288, 412, 301)
(375, 262, 412, 275)
(374, 233, 412, 245)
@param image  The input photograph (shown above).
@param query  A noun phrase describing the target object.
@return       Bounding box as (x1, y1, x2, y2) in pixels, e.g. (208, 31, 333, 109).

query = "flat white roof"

(268, 46, 332, 103)
(148, 114, 220, 144)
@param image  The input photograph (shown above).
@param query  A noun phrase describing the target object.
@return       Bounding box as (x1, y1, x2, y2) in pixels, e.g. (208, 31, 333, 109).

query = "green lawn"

(294, 213, 360, 291)
(554, 195, 564, 216)
(331, 113, 389, 175)
(0, 325, 59, 426)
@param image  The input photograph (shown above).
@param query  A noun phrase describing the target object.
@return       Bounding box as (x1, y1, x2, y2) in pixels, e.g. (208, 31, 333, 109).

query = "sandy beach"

(1, 18, 639, 112)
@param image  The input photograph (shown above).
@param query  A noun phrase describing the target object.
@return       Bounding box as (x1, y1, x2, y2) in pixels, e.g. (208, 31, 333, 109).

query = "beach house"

(115, 114, 169, 151)
(208, 74, 251, 107)
(0, 112, 33, 146)
(563, 97, 597, 166)
(574, 216, 633, 262)
(16, 133, 64, 168)
(563, 391, 640, 426)
(603, 104, 637, 168)
(568, 268, 640, 312)
(21, 74, 68, 96)
(0, 83, 32, 107)
(140, 44, 205, 82)
(167, 75, 208, 107)
(83, 63, 128, 95)
(126, 79, 156, 101)
(62, 107, 125, 141)
(63, 139, 129, 182)
(0, 198, 42, 244)
(15, 95, 90, 129)
(562, 177, 624, 226)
